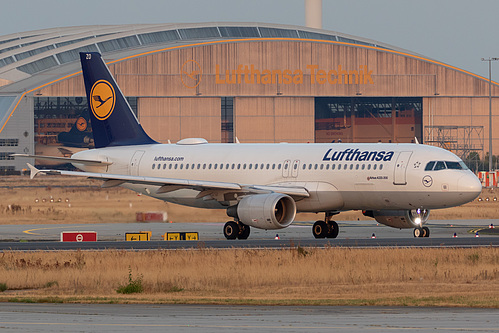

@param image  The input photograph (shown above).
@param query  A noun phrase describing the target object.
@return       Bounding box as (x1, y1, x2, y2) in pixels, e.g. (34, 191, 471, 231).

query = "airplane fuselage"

(73, 141, 481, 213)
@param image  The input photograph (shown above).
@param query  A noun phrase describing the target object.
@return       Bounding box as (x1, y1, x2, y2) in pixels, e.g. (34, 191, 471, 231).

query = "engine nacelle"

(363, 209, 430, 229)
(227, 193, 296, 230)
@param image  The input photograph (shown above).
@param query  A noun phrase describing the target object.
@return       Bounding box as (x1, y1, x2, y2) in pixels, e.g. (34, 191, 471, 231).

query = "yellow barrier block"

(185, 232, 199, 240)
(166, 232, 181, 241)
(125, 232, 150, 241)
(140, 231, 152, 239)
(163, 232, 199, 241)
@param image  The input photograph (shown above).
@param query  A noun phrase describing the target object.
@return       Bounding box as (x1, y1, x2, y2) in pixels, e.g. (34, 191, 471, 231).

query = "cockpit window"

(434, 161, 446, 170)
(424, 160, 468, 171)
(424, 161, 435, 171)
(446, 161, 463, 170)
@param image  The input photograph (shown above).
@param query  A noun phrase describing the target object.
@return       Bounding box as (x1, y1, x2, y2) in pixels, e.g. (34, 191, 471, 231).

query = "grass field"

(0, 247, 498, 307)
(0, 175, 497, 225)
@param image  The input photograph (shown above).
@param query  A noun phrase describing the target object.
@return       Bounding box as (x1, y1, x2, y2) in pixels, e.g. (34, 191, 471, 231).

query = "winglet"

(414, 137, 420, 144)
(26, 163, 44, 179)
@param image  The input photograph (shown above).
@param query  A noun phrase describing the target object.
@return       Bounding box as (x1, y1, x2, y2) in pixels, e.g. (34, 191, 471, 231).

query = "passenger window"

(303, 164, 306, 170)
(278, 164, 282, 170)
(320, 164, 324, 170)
(197, 164, 201, 169)
(344, 164, 348, 170)
(361, 164, 365, 170)
(174, 164, 178, 169)
(152, 164, 155, 169)
(425, 161, 435, 171)
(243, 164, 246, 169)
(434, 161, 446, 170)
(373, 164, 377, 170)
(308, 164, 312, 170)
(332, 164, 336, 170)
(349, 164, 353, 170)
(367, 164, 371, 170)
(261, 163, 264, 169)
(169, 164, 173, 169)
(266, 164, 270, 169)
(272, 164, 275, 170)
(191, 164, 195, 169)
(284, 164, 288, 170)
(209, 164, 212, 169)
(326, 164, 329, 170)
(226, 164, 230, 169)
(294, 164, 298, 170)
(180, 164, 183, 169)
(202, 164, 206, 169)
(163, 164, 166, 169)
(355, 164, 359, 170)
(380, 164, 383, 170)
(249, 164, 252, 169)
(314, 164, 318, 170)
(237, 164, 241, 170)
(214, 164, 218, 169)
(232, 164, 235, 169)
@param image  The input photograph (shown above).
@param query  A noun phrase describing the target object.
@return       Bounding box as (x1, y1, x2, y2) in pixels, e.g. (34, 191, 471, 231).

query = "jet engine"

(362, 209, 430, 229)
(227, 193, 296, 230)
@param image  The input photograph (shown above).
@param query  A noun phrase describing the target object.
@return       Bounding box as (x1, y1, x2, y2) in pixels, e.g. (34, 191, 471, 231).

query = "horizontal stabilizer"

(12, 154, 112, 166)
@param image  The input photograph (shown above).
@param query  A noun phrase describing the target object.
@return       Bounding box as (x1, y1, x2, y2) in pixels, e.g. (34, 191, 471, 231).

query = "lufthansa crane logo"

(75, 117, 87, 131)
(90, 80, 116, 120)
(422, 175, 433, 187)
(181, 60, 202, 88)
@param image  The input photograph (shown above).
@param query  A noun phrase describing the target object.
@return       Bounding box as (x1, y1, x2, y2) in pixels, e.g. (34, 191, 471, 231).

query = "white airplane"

(16, 52, 482, 239)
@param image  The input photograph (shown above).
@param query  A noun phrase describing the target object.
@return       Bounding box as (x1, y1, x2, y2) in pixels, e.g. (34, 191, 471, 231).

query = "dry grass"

(0, 175, 497, 224)
(0, 248, 498, 307)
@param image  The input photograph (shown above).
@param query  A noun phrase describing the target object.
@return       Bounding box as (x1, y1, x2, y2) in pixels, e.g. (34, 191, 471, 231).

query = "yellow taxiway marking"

(23, 225, 96, 235)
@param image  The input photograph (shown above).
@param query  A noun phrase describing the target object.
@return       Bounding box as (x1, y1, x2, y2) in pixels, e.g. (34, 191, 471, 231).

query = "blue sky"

(2, 0, 499, 80)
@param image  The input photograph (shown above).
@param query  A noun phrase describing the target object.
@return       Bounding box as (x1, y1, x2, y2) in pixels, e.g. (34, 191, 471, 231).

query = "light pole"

(481, 57, 499, 173)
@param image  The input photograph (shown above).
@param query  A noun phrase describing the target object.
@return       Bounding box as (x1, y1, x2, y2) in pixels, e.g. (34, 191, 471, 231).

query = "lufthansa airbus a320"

(15, 52, 482, 239)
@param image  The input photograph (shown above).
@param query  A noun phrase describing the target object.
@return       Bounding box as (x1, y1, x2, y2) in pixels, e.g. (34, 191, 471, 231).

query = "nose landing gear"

(413, 226, 430, 238)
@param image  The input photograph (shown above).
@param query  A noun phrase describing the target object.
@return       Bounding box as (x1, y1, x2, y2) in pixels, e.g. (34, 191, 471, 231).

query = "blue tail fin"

(80, 52, 157, 148)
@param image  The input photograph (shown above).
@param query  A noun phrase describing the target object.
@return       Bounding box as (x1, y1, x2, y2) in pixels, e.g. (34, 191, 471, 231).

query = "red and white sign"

(60, 231, 97, 242)
(136, 211, 168, 222)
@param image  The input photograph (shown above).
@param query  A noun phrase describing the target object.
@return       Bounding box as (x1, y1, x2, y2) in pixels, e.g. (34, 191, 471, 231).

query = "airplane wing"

(12, 154, 112, 166)
(27, 164, 310, 198)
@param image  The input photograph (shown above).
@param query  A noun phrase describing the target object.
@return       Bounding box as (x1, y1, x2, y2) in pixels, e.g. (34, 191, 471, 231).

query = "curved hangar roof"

(0, 22, 423, 91)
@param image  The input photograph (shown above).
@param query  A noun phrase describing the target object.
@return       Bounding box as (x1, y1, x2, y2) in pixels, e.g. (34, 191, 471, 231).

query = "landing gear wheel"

(313, 220, 328, 239)
(224, 221, 239, 240)
(422, 226, 430, 238)
(413, 227, 424, 238)
(238, 224, 251, 240)
(326, 220, 339, 238)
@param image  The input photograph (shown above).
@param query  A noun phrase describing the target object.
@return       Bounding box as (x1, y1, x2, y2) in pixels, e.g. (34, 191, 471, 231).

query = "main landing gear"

(223, 221, 250, 240)
(312, 211, 339, 239)
(413, 226, 430, 238)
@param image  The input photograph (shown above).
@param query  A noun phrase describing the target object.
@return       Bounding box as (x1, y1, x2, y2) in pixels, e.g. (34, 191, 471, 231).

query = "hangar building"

(0, 23, 497, 172)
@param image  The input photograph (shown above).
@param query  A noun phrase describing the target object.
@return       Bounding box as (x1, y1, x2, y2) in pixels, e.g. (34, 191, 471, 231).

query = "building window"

(0, 139, 19, 146)
(221, 97, 234, 143)
(314, 97, 422, 143)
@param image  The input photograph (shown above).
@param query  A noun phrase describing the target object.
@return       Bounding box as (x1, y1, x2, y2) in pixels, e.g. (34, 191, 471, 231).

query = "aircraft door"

(393, 151, 413, 185)
(282, 159, 291, 178)
(291, 160, 300, 178)
(130, 150, 145, 176)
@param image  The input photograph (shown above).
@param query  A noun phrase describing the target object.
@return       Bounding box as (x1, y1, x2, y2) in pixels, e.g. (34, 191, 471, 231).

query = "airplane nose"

(457, 173, 482, 198)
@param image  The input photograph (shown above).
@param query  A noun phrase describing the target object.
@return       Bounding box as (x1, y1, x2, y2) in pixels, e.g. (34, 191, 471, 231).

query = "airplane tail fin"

(79, 52, 157, 148)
